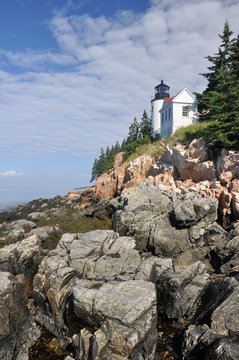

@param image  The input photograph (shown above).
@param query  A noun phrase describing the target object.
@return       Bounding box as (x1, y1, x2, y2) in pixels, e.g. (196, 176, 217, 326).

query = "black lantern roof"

(154, 80, 170, 100)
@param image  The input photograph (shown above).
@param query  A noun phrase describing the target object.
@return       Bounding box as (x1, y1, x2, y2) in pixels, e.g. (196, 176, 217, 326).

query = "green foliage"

(123, 134, 152, 161)
(127, 117, 140, 143)
(196, 21, 239, 153)
(139, 110, 151, 137)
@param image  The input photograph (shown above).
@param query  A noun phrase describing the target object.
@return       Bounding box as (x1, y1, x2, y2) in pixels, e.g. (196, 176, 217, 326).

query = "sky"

(0, 0, 238, 208)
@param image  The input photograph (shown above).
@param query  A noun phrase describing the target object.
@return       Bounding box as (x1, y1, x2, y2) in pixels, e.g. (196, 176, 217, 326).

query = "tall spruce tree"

(198, 21, 234, 121)
(139, 110, 151, 137)
(127, 117, 139, 143)
(197, 22, 239, 151)
(90, 158, 98, 182)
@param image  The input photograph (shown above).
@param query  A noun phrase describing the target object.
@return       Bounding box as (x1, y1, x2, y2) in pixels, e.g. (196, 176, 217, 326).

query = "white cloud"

(0, 171, 24, 177)
(0, 0, 238, 157)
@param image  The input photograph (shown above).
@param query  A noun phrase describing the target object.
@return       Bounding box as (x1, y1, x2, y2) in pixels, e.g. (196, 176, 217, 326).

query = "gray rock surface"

(33, 230, 167, 358)
(212, 235, 239, 274)
(0, 235, 45, 281)
(28, 211, 47, 221)
(29, 225, 60, 242)
(73, 279, 157, 359)
(114, 182, 219, 259)
(157, 262, 209, 320)
(211, 284, 239, 336)
(0, 219, 36, 242)
(183, 324, 239, 360)
(0, 271, 40, 360)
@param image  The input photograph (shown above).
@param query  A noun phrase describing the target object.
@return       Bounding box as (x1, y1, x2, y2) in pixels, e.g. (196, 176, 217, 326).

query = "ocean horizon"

(0, 187, 80, 212)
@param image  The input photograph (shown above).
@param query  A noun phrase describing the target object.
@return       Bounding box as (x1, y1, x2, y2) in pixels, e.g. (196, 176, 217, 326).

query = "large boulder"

(114, 182, 219, 258)
(33, 229, 170, 358)
(172, 146, 216, 182)
(0, 235, 45, 282)
(156, 262, 209, 320)
(0, 219, 36, 242)
(185, 138, 208, 162)
(73, 279, 157, 359)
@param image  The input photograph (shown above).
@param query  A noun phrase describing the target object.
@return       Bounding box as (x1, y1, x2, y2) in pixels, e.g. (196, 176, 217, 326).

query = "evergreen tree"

(105, 146, 111, 162)
(90, 158, 99, 182)
(127, 117, 139, 143)
(139, 110, 151, 137)
(97, 148, 106, 174)
(115, 140, 121, 154)
(198, 21, 234, 121)
(197, 22, 239, 152)
(121, 138, 127, 151)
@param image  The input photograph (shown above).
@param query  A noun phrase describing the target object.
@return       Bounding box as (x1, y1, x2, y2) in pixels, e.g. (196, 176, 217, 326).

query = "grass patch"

(38, 209, 113, 250)
(126, 142, 153, 162)
(163, 121, 212, 148)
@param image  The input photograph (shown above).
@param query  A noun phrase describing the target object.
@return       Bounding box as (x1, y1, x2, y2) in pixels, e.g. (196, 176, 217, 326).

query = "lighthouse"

(151, 80, 170, 137)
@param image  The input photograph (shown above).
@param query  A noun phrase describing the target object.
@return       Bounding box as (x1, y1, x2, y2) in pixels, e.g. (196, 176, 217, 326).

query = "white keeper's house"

(151, 80, 199, 138)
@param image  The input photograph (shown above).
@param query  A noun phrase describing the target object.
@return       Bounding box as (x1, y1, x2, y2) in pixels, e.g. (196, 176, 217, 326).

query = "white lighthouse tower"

(151, 80, 170, 137)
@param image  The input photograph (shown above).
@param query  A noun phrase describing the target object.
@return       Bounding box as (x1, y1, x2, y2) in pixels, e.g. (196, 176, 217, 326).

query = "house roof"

(165, 97, 173, 103)
(165, 88, 196, 104)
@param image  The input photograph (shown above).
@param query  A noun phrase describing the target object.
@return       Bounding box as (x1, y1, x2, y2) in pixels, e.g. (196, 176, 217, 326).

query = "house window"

(169, 107, 171, 119)
(182, 106, 188, 117)
(162, 112, 164, 123)
(165, 110, 167, 121)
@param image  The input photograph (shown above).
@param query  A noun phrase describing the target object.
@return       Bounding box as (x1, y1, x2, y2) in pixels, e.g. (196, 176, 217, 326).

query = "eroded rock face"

(0, 235, 45, 281)
(0, 271, 40, 360)
(90, 140, 239, 229)
(123, 155, 154, 189)
(157, 262, 209, 320)
(114, 182, 219, 259)
(95, 163, 126, 199)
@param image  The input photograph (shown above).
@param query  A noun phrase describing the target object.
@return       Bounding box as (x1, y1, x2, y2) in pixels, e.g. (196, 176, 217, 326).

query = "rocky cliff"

(0, 139, 239, 360)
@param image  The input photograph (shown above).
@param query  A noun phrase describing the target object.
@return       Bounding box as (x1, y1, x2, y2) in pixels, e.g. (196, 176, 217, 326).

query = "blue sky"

(0, 0, 238, 208)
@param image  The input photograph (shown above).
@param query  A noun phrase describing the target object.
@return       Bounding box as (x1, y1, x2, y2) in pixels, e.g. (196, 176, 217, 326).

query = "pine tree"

(127, 117, 139, 143)
(198, 21, 234, 121)
(121, 138, 126, 151)
(139, 110, 151, 137)
(97, 148, 106, 174)
(90, 158, 99, 182)
(115, 140, 121, 154)
(197, 22, 239, 152)
(105, 146, 111, 162)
